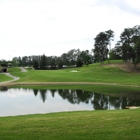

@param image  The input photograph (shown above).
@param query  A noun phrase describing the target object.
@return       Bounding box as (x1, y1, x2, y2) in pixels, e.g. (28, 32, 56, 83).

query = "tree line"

(11, 49, 93, 69)
(1, 24, 140, 69)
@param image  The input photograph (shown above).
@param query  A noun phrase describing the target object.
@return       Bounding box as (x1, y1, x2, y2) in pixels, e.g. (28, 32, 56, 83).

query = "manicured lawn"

(0, 109, 139, 140)
(0, 74, 13, 82)
(6, 61, 140, 86)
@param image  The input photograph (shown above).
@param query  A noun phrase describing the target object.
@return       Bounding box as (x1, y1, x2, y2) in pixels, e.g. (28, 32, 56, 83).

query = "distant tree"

(109, 43, 122, 60)
(58, 61, 63, 68)
(118, 25, 140, 68)
(134, 38, 140, 69)
(105, 30, 114, 63)
(61, 49, 81, 66)
(28, 56, 33, 66)
(94, 32, 108, 63)
(50, 59, 56, 69)
(76, 58, 83, 67)
(12, 57, 20, 66)
(79, 50, 93, 65)
(61, 53, 69, 65)
(22, 56, 28, 66)
(93, 30, 114, 64)
(33, 59, 39, 69)
(40, 54, 47, 70)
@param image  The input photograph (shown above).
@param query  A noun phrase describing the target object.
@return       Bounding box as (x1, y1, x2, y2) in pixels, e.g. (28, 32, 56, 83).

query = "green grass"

(5, 60, 140, 86)
(0, 60, 140, 139)
(8, 67, 21, 73)
(0, 74, 13, 82)
(0, 109, 139, 140)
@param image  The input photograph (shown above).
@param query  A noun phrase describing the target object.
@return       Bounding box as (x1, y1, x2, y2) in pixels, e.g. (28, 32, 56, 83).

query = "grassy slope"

(0, 109, 139, 140)
(6, 61, 140, 86)
(0, 67, 18, 82)
(0, 74, 13, 82)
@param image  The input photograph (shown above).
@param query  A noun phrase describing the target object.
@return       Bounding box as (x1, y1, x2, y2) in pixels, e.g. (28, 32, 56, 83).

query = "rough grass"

(0, 109, 140, 140)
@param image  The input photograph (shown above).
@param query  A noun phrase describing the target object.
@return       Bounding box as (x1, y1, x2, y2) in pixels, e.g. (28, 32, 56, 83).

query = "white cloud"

(0, 0, 140, 60)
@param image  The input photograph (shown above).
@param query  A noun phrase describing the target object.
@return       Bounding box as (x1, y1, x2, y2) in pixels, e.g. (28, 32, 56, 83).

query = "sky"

(0, 0, 140, 60)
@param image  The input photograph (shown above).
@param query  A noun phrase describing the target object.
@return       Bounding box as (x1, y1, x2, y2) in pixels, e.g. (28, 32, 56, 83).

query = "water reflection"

(0, 87, 140, 116)
(32, 89, 140, 109)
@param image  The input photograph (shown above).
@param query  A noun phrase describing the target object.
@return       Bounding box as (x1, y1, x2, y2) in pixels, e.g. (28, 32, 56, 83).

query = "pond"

(0, 87, 140, 116)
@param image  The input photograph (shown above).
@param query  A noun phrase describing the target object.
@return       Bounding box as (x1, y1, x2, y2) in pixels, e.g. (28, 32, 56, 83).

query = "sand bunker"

(125, 106, 140, 109)
(70, 70, 79, 72)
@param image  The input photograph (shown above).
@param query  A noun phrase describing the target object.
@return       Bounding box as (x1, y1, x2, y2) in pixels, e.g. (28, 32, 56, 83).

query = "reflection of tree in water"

(58, 89, 93, 104)
(121, 97, 140, 109)
(33, 89, 38, 96)
(58, 89, 78, 104)
(31, 88, 140, 109)
(50, 89, 57, 97)
(39, 90, 47, 103)
(91, 93, 108, 110)
(76, 90, 93, 104)
(109, 96, 122, 109)
(0, 86, 8, 92)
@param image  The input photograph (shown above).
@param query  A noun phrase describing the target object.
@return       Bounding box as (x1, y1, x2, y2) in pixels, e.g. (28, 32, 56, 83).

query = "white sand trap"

(71, 70, 79, 72)
(125, 106, 140, 109)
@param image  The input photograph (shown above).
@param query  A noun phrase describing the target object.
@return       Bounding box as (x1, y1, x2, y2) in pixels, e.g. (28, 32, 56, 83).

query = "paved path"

(19, 67, 27, 72)
(0, 67, 27, 85)
(0, 73, 20, 85)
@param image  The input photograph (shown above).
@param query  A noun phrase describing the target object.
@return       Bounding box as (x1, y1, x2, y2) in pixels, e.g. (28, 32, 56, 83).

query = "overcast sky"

(0, 0, 140, 60)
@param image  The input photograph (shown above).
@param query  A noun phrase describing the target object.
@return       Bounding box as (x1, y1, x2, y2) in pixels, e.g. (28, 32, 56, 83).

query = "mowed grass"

(6, 60, 140, 86)
(0, 109, 140, 140)
(0, 74, 13, 82)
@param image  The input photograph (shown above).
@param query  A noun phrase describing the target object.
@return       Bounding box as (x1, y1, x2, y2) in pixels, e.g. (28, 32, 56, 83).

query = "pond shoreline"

(1, 81, 140, 88)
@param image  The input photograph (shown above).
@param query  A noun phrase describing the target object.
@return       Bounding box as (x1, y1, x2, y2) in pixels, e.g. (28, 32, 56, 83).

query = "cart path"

(0, 67, 27, 85)
(0, 73, 20, 85)
(19, 67, 27, 72)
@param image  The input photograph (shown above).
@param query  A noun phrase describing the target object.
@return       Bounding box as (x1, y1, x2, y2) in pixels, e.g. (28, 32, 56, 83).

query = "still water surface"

(0, 87, 140, 116)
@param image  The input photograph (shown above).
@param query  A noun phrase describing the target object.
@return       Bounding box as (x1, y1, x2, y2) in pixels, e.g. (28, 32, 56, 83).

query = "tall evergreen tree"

(40, 54, 47, 70)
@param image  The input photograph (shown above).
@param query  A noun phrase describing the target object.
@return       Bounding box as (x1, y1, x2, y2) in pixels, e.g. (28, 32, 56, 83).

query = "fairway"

(3, 61, 140, 86)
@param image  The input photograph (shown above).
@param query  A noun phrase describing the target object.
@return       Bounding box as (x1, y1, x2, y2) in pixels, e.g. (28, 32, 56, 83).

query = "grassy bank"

(3, 61, 139, 86)
(0, 74, 13, 82)
(0, 109, 140, 140)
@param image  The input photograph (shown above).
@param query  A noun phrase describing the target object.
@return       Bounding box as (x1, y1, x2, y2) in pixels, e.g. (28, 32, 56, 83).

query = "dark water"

(0, 87, 140, 116)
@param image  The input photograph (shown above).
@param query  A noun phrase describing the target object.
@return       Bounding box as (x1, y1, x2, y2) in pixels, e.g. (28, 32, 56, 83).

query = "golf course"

(0, 60, 140, 140)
